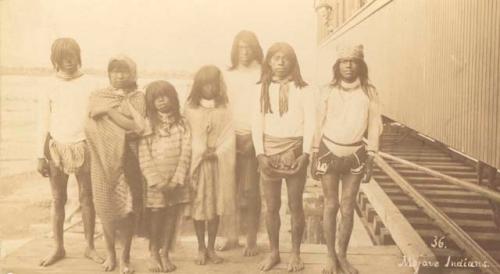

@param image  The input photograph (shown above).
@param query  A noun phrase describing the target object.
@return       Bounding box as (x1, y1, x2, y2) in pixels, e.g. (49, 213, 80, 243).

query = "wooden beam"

(360, 179, 437, 274)
(375, 155, 500, 274)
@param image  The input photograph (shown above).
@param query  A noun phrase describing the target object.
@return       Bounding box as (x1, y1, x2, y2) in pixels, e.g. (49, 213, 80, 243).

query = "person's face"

(201, 82, 217, 100)
(153, 95, 171, 113)
(109, 67, 133, 89)
(338, 58, 359, 82)
(238, 41, 254, 67)
(269, 51, 292, 79)
(59, 52, 79, 74)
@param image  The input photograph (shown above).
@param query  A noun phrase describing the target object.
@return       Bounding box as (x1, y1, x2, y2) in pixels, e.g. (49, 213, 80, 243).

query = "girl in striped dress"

(138, 81, 192, 273)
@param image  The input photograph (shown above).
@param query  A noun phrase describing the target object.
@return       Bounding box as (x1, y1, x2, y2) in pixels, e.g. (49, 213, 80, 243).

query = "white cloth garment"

(36, 74, 96, 157)
(225, 62, 261, 135)
(251, 82, 316, 155)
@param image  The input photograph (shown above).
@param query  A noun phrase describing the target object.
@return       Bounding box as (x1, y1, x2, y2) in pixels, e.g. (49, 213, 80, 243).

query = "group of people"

(36, 30, 382, 274)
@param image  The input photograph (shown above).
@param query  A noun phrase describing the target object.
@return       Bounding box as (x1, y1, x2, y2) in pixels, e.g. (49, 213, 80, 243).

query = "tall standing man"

(217, 30, 264, 256)
(37, 38, 103, 266)
(252, 42, 315, 272)
(312, 45, 382, 274)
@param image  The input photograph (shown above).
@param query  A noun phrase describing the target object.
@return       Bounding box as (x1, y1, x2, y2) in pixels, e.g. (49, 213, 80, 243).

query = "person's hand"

(291, 153, 309, 173)
(37, 158, 50, 177)
(310, 152, 321, 181)
(202, 147, 217, 160)
(257, 154, 275, 176)
(361, 155, 375, 184)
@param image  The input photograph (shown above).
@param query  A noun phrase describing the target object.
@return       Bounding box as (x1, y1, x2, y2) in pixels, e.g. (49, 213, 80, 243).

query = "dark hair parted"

(330, 58, 377, 100)
(107, 59, 138, 90)
(258, 42, 308, 114)
(145, 80, 185, 132)
(50, 37, 82, 71)
(229, 30, 264, 70)
(187, 65, 229, 108)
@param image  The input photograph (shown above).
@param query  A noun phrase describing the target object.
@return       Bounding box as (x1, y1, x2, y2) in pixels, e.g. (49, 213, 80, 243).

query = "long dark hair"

(145, 80, 185, 131)
(330, 59, 377, 100)
(258, 42, 308, 114)
(50, 37, 81, 71)
(187, 65, 229, 108)
(228, 30, 263, 70)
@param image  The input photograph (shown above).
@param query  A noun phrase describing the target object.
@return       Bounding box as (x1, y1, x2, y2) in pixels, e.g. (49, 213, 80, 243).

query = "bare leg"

(207, 216, 223, 263)
(162, 205, 180, 272)
(102, 222, 117, 272)
(258, 176, 282, 271)
(337, 173, 362, 274)
(244, 191, 261, 256)
(118, 213, 135, 274)
(216, 215, 240, 251)
(193, 220, 207, 265)
(321, 171, 341, 274)
(148, 209, 164, 272)
(285, 170, 307, 272)
(76, 169, 104, 264)
(40, 163, 68, 267)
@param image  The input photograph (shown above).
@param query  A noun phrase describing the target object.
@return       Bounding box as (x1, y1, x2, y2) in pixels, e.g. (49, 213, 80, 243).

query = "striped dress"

(138, 117, 192, 208)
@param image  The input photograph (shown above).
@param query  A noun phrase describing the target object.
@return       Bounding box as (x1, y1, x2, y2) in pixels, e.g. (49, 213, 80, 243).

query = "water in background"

(0, 75, 191, 176)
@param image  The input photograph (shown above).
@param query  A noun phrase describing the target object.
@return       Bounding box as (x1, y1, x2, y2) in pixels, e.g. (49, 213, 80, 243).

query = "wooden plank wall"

(317, 0, 500, 169)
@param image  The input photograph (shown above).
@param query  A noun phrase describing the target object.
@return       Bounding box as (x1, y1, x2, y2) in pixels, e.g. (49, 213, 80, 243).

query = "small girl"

(184, 65, 236, 265)
(138, 80, 192, 273)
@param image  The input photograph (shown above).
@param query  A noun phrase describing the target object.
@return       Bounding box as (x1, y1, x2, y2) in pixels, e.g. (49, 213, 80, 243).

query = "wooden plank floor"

(1, 233, 412, 274)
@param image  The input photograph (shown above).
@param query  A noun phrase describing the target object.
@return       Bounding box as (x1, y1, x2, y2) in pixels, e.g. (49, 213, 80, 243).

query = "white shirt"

(36, 74, 95, 157)
(314, 81, 383, 157)
(251, 82, 316, 155)
(225, 62, 261, 135)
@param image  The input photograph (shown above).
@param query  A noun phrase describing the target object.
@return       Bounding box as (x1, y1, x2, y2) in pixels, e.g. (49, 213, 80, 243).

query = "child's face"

(154, 95, 171, 113)
(201, 83, 217, 100)
(109, 67, 133, 89)
(339, 58, 359, 82)
(59, 52, 79, 74)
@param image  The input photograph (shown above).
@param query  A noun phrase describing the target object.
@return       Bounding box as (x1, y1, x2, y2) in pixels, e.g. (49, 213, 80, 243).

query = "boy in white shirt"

(217, 30, 263, 257)
(37, 38, 103, 267)
(252, 42, 315, 272)
(312, 45, 382, 274)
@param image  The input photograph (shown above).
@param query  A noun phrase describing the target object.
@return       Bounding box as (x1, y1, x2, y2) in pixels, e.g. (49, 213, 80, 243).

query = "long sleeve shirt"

(36, 75, 95, 158)
(313, 83, 383, 156)
(225, 63, 261, 135)
(251, 83, 316, 155)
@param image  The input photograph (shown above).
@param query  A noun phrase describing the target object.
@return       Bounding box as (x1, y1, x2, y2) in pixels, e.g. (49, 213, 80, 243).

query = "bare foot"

(258, 252, 280, 271)
(120, 259, 134, 274)
(243, 244, 259, 257)
(39, 248, 66, 266)
(103, 255, 116, 272)
(148, 252, 163, 272)
(337, 255, 358, 274)
(207, 249, 224, 264)
(216, 238, 241, 251)
(322, 256, 340, 274)
(287, 253, 304, 272)
(195, 249, 207, 265)
(84, 247, 105, 264)
(161, 255, 177, 272)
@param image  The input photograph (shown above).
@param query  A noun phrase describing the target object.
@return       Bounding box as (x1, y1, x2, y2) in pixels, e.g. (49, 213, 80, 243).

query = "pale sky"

(1, 0, 317, 78)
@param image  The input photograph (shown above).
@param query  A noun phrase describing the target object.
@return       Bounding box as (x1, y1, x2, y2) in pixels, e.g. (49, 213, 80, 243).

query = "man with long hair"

(311, 45, 382, 274)
(36, 37, 103, 267)
(217, 30, 263, 256)
(252, 42, 315, 272)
